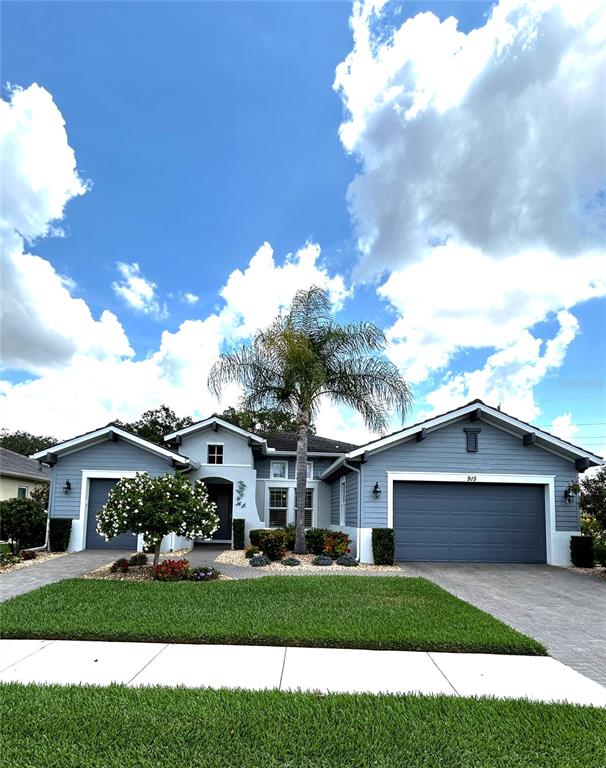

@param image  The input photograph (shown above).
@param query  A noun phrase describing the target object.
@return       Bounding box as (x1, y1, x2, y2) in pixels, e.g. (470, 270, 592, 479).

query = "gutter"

(343, 461, 362, 561)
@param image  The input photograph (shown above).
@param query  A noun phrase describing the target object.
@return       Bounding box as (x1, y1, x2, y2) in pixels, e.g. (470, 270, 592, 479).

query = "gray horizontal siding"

(255, 456, 334, 480)
(361, 419, 579, 531)
(330, 480, 340, 525)
(345, 472, 358, 526)
(49, 439, 173, 519)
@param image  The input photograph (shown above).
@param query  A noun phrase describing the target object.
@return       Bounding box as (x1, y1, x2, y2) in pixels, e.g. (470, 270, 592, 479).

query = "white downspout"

(343, 462, 361, 561)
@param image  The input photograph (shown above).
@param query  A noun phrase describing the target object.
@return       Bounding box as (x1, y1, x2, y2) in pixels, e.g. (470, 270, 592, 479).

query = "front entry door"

(206, 484, 233, 541)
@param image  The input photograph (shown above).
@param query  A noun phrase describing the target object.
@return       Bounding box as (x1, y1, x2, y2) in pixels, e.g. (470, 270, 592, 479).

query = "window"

(306, 462, 313, 480)
(464, 428, 480, 453)
(17, 486, 28, 499)
(268, 487, 288, 527)
(339, 477, 346, 526)
(270, 460, 288, 479)
(207, 444, 224, 464)
(304, 489, 313, 528)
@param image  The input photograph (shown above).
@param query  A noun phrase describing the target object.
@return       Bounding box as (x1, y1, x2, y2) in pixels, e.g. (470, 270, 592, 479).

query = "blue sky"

(1, 0, 605, 453)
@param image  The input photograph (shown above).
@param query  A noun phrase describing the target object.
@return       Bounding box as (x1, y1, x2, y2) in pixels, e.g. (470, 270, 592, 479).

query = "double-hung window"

(207, 444, 224, 464)
(304, 488, 313, 527)
(270, 460, 288, 479)
(17, 486, 28, 499)
(268, 487, 288, 527)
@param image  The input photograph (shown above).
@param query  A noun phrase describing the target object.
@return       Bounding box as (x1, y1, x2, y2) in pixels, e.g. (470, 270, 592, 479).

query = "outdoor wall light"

(563, 486, 576, 504)
(63, 479, 72, 495)
(372, 482, 382, 499)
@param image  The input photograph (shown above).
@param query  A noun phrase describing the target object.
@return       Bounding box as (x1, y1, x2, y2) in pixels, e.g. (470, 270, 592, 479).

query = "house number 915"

(467, 475, 477, 482)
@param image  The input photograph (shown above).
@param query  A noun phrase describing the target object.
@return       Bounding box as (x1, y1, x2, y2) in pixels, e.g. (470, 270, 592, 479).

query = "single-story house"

(32, 400, 602, 565)
(0, 447, 50, 502)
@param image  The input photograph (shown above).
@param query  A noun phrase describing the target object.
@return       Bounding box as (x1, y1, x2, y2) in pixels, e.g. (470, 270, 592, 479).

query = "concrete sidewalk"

(1, 639, 604, 707)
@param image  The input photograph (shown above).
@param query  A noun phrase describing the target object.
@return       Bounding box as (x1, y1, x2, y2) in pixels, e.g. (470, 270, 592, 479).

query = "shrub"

(312, 555, 333, 566)
(570, 536, 594, 568)
(48, 519, 72, 552)
(305, 528, 331, 555)
(128, 552, 148, 567)
(282, 523, 297, 550)
(0, 552, 20, 568)
(249, 554, 271, 568)
(282, 556, 301, 567)
(232, 518, 245, 550)
(336, 553, 358, 567)
(245, 545, 260, 559)
(372, 528, 395, 565)
(249, 529, 265, 547)
(110, 558, 130, 574)
(153, 558, 190, 581)
(20, 549, 37, 561)
(323, 531, 350, 559)
(189, 566, 220, 581)
(258, 529, 287, 561)
(595, 539, 606, 566)
(0, 498, 47, 553)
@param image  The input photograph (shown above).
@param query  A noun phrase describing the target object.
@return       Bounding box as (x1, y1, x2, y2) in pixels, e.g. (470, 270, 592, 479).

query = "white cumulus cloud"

(112, 261, 168, 319)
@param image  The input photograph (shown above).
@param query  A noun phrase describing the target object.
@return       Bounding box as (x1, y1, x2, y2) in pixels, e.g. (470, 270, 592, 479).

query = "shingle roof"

(261, 432, 359, 454)
(0, 448, 51, 482)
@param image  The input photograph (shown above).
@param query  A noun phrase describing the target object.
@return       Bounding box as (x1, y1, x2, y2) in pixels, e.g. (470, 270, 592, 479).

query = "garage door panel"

(394, 482, 546, 563)
(85, 478, 136, 549)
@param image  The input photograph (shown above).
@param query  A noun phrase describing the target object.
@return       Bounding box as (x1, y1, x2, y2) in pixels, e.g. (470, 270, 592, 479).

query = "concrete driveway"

(404, 563, 606, 687)
(0, 550, 127, 603)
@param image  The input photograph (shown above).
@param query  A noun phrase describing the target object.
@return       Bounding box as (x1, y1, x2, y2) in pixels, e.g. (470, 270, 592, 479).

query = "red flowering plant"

(153, 558, 189, 582)
(322, 531, 350, 559)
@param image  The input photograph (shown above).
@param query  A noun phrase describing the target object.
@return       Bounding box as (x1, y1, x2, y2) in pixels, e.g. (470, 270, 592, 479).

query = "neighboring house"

(32, 400, 602, 565)
(0, 447, 50, 502)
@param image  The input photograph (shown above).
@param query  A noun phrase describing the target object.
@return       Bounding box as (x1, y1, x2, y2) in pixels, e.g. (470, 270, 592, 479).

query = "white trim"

(339, 476, 346, 526)
(206, 442, 225, 466)
(385, 471, 563, 565)
(323, 402, 602, 472)
(164, 416, 265, 444)
(32, 426, 190, 466)
(270, 460, 288, 480)
(16, 485, 29, 498)
(307, 461, 314, 480)
(74, 469, 142, 552)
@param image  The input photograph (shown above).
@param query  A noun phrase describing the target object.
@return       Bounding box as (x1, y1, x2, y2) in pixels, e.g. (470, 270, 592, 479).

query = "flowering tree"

(97, 472, 219, 566)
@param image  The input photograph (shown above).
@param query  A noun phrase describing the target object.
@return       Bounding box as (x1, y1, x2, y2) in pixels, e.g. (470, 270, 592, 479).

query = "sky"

(1, 0, 605, 456)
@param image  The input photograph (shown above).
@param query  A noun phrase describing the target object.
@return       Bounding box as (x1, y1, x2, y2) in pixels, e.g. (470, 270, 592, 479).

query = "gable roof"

(321, 400, 603, 479)
(0, 447, 51, 482)
(261, 432, 358, 454)
(32, 424, 192, 468)
(164, 416, 266, 444)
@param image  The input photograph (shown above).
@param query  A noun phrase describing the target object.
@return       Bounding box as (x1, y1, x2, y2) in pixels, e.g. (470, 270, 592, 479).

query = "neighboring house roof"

(321, 399, 603, 479)
(0, 447, 51, 483)
(31, 424, 192, 468)
(261, 432, 358, 454)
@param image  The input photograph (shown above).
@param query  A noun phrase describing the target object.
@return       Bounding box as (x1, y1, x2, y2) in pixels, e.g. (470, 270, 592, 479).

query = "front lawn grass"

(0, 575, 545, 654)
(1, 684, 605, 768)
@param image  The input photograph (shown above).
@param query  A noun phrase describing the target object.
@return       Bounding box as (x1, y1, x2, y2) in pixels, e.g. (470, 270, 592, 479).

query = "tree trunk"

(293, 408, 309, 554)
(154, 541, 161, 567)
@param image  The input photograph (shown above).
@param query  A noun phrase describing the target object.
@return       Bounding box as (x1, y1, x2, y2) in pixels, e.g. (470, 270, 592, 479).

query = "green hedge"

(0, 498, 47, 553)
(305, 528, 331, 555)
(48, 519, 72, 552)
(570, 535, 594, 568)
(232, 518, 245, 550)
(372, 528, 395, 565)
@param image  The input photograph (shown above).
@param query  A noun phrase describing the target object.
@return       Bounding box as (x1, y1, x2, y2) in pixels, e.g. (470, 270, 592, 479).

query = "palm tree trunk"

(293, 408, 309, 554)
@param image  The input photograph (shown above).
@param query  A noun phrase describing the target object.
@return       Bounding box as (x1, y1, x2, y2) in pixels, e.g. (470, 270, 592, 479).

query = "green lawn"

(0, 576, 545, 654)
(1, 684, 605, 768)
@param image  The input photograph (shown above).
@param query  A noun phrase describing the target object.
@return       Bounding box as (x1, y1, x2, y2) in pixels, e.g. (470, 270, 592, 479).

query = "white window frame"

(268, 486, 289, 527)
(17, 485, 28, 499)
(306, 461, 313, 480)
(206, 443, 224, 465)
(339, 476, 346, 526)
(270, 460, 288, 480)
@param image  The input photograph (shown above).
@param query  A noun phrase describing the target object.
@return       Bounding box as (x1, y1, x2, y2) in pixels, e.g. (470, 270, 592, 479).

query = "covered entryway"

(204, 478, 233, 542)
(85, 478, 137, 549)
(393, 481, 546, 563)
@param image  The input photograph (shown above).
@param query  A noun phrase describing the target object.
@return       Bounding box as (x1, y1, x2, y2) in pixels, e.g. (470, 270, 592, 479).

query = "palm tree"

(208, 286, 412, 553)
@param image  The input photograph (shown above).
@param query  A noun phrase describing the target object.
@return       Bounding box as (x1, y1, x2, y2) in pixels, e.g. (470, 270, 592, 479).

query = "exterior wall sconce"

(563, 485, 576, 504)
(63, 479, 72, 495)
(372, 482, 381, 499)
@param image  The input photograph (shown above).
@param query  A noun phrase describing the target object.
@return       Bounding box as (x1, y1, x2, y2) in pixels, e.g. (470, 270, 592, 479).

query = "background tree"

(209, 286, 412, 554)
(115, 405, 194, 445)
(0, 430, 57, 456)
(219, 406, 314, 434)
(30, 484, 50, 511)
(572, 466, 606, 565)
(96, 472, 219, 565)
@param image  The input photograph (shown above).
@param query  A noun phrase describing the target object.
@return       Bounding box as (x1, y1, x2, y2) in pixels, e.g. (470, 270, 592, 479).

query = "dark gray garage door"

(393, 482, 546, 563)
(85, 478, 137, 549)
